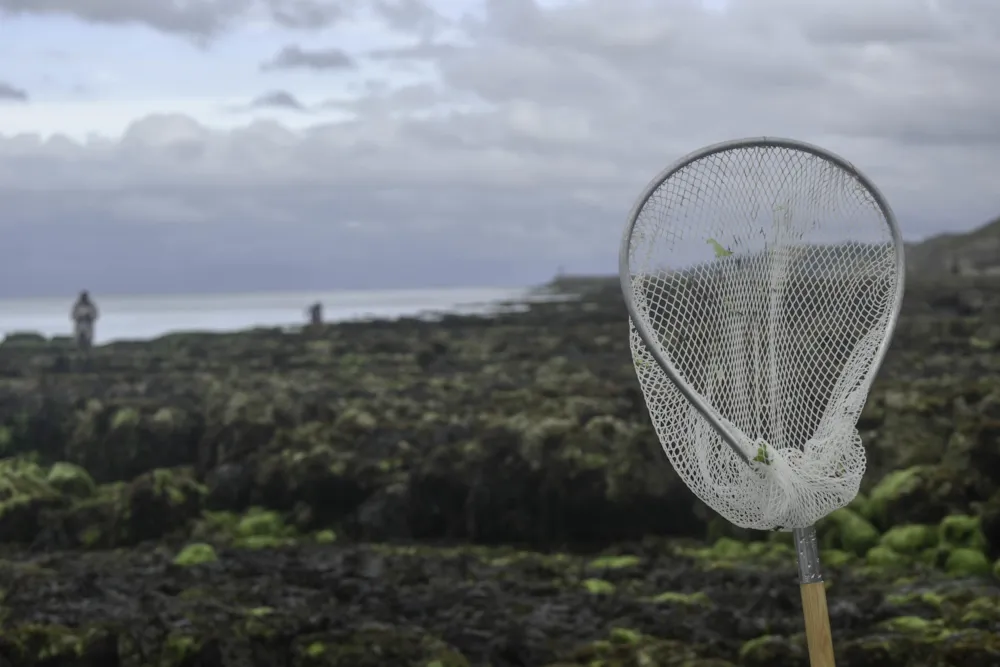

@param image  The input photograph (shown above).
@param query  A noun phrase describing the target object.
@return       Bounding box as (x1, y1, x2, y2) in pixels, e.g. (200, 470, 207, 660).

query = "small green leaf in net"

(706, 238, 733, 257)
(753, 443, 771, 465)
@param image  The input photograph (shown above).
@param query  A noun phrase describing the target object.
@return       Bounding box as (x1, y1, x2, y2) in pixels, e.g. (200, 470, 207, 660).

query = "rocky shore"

(0, 275, 999, 666)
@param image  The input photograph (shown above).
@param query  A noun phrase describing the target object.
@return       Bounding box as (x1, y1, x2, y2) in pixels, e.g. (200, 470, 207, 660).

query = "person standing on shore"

(307, 302, 323, 329)
(71, 290, 99, 351)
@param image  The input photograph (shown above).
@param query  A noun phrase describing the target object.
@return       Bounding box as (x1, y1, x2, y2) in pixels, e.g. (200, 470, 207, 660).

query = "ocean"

(0, 287, 551, 345)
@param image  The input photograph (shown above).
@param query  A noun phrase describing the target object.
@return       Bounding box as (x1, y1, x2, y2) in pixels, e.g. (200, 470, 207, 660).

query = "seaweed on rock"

(0, 275, 998, 666)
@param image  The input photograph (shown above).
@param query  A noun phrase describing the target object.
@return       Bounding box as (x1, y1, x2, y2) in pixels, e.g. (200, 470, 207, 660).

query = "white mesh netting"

(625, 143, 903, 531)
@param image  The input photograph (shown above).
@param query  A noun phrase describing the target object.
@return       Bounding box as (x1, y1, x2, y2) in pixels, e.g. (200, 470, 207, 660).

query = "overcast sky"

(1, 0, 998, 297)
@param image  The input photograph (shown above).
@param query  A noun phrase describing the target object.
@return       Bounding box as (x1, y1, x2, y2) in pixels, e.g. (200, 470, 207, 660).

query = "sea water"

(0, 286, 548, 345)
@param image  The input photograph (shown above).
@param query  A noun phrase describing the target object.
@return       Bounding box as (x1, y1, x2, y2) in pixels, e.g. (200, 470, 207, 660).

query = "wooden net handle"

(800, 582, 836, 667)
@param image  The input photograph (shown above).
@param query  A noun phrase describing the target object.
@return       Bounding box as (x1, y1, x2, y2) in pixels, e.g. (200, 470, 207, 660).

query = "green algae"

(291, 626, 469, 667)
(172, 542, 218, 566)
(880, 524, 938, 555)
(162, 632, 204, 665)
(738, 634, 806, 666)
(547, 627, 731, 667)
(192, 506, 300, 549)
(938, 514, 987, 550)
(865, 545, 905, 568)
(820, 507, 880, 556)
(109, 406, 142, 431)
(944, 548, 992, 576)
(314, 528, 337, 544)
(820, 548, 854, 568)
(587, 554, 641, 570)
(582, 578, 616, 595)
(648, 590, 712, 606)
(0, 623, 114, 663)
(45, 462, 96, 498)
(867, 466, 926, 524)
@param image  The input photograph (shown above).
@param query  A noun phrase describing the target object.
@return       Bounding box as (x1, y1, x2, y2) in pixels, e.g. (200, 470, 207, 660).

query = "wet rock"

(866, 465, 978, 530)
(980, 490, 1000, 558)
(122, 466, 206, 543)
(65, 400, 202, 483)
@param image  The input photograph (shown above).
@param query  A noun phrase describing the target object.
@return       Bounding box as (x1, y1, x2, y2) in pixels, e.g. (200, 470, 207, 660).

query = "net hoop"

(618, 137, 906, 468)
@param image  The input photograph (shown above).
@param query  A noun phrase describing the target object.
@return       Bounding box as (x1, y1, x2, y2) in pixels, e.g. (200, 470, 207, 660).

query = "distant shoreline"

(0, 278, 612, 347)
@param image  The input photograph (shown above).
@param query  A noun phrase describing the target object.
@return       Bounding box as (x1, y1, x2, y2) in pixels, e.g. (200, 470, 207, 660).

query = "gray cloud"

(3, 0, 1000, 297)
(248, 90, 307, 111)
(0, 0, 357, 38)
(261, 44, 355, 71)
(0, 81, 27, 101)
(369, 0, 443, 36)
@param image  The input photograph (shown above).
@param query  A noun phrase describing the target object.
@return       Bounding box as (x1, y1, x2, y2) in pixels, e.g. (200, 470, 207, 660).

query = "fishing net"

(623, 141, 904, 531)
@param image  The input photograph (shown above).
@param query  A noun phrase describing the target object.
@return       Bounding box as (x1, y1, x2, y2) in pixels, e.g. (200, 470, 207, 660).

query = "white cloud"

(1, 0, 999, 297)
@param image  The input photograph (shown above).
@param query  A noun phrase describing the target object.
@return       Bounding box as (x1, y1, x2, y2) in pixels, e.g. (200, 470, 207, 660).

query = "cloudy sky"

(1, 0, 998, 297)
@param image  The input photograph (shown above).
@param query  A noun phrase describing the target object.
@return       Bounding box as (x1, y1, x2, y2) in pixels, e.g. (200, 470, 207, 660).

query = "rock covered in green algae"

(0, 278, 997, 665)
(44, 462, 96, 498)
(1, 534, 1000, 667)
(738, 633, 807, 667)
(819, 506, 880, 556)
(0, 276, 998, 551)
(546, 627, 734, 667)
(291, 624, 469, 667)
(0, 458, 210, 549)
(0, 458, 79, 543)
(173, 542, 218, 566)
(866, 465, 979, 530)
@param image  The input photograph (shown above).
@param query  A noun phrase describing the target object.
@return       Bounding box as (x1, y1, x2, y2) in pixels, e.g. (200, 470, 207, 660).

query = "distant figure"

(71, 291, 99, 351)
(307, 302, 323, 328)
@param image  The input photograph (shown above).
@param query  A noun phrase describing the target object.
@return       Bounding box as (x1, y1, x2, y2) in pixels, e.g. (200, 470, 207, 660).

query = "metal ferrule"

(793, 525, 824, 584)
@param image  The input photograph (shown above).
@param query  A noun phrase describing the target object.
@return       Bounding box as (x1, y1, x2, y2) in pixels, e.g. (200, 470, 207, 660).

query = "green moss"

(233, 507, 297, 549)
(710, 537, 746, 559)
(247, 607, 274, 617)
(868, 467, 924, 522)
(78, 525, 103, 548)
(886, 590, 945, 611)
(820, 549, 854, 568)
(582, 578, 616, 595)
(3, 624, 89, 660)
(238, 535, 289, 550)
(681, 537, 792, 572)
(293, 627, 469, 667)
(550, 630, 713, 667)
(738, 634, 805, 665)
(109, 407, 141, 431)
(608, 627, 642, 644)
(880, 524, 937, 555)
(866, 545, 905, 567)
(587, 554, 640, 570)
(994, 558, 1000, 580)
(0, 458, 64, 541)
(237, 507, 288, 537)
(45, 462, 96, 498)
(314, 529, 337, 544)
(0, 458, 58, 500)
(162, 633, 203, 665)
(151, 468, 198, 505)
(878, 615, 946, 637)
(938, 514, 987, 550)
(944, 548, 991, 577)
(822, 508, 880, 556)
(648, 590, 712, 606)
(172, 543, 218, 566)
(194, 507, 299, 549)
(959, 596, 1000, 625)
